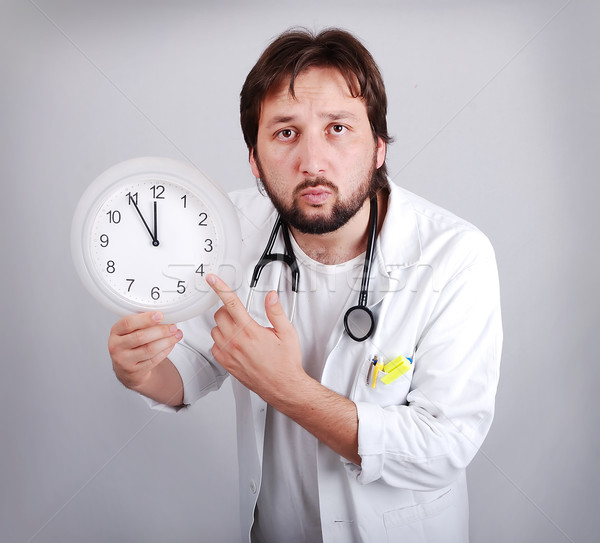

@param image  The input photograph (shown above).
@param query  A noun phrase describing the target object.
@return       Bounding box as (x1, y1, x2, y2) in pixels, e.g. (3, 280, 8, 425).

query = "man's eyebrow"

(265, 111, 359, 128)
(322, 111, 359, 122)
(266, 115, 295, 127)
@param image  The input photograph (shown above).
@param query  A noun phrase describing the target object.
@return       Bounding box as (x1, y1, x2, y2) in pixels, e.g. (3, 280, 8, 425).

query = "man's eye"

(330, 124, 347, 134)
(277, 129, 296, 139)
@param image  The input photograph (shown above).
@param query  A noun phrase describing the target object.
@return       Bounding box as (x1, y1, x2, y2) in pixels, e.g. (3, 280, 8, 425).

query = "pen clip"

(371, 355, 384, 389)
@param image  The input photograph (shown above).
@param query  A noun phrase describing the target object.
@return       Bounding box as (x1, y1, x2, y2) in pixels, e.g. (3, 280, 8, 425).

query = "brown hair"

(240, 28, 392, 188)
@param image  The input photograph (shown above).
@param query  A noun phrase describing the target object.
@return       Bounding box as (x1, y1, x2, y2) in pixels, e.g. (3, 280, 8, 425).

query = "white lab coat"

(168, 181, 502, 543)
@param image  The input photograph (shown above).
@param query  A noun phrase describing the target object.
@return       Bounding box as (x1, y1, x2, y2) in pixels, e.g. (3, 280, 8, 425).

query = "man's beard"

(254, 153, 378, 235)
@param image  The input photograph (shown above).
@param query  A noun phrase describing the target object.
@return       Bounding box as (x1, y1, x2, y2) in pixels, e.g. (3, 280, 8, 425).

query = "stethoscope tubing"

(358, 196, 378, 308)
(246, 195, 378, 340)
(343, 196, 378, 342)
(247, 216, 299, 322)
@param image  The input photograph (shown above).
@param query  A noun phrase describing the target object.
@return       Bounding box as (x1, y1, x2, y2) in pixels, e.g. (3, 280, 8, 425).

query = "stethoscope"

(246, 196, 378, 342)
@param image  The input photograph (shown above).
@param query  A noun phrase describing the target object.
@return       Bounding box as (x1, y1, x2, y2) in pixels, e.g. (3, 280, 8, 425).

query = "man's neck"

(289, 189, 389, 265)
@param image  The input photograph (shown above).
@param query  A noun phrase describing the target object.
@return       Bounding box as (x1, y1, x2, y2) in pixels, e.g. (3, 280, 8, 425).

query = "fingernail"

(175, 330, 183, 340)
(206, 274, 216, 286)
(267, 291, 279, 305)
(169, 324, 178, 333)
(152, 312, 164, 322)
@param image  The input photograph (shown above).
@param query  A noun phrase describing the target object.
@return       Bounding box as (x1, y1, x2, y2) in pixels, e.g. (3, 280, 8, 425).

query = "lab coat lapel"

(368, 182, 422, 309)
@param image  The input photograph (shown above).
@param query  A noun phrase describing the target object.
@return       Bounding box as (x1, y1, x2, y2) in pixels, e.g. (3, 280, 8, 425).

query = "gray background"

(2, 1, 598, 542)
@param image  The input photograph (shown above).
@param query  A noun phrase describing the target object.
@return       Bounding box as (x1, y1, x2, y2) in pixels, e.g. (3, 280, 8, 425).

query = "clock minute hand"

(153, 200, 159, 246)
(129, 195, 158, 246)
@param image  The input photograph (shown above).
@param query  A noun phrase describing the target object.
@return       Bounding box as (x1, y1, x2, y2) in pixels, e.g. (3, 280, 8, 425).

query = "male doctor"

(108, 28, 502, 543)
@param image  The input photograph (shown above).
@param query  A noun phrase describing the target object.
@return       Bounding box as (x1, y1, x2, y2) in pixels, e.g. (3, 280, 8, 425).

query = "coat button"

(250, 480, 257, 494)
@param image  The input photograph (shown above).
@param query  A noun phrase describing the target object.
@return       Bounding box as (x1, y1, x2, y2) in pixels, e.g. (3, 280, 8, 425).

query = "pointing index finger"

(207, 274, 249, 324)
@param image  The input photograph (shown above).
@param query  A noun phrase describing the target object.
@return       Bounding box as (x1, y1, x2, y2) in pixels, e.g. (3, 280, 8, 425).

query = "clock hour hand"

(129, 195, 159, 246)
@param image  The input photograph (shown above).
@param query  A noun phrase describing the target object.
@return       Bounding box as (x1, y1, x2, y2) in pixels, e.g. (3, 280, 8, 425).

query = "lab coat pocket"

(383, 489, 458, 543)
(349, 356, 413, 408)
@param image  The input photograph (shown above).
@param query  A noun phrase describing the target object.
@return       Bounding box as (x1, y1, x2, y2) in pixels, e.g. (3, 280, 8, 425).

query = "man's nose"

(297, 133, 327, 177)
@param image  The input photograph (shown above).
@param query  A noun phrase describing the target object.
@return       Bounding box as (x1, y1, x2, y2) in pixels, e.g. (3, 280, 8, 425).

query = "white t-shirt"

(251, 234, 365, 543)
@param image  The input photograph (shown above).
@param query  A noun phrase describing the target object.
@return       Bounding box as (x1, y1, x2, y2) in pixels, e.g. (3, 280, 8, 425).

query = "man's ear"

(375, 137, 386, 169)
(249, 148, 260, 178)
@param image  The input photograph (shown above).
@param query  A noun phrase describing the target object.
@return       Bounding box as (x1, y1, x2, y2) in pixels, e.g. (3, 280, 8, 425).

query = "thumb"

(264, 290, 292, 332)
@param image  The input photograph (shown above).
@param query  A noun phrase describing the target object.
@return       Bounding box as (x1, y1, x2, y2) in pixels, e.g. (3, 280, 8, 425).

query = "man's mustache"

(293, 177, 339, 195)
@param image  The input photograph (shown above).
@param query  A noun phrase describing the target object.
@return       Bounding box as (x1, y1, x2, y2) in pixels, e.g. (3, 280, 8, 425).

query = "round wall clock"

(71, 157, 241, 323)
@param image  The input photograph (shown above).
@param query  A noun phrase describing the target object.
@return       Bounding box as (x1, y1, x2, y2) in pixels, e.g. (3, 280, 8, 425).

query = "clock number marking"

(196, 264, 205, 276)
(126, 192, 138, 205)
(151, 185, 165, 199)
(204, 239, 213, 252)
(106, 260, 116, 273)
(126, 279, 135, 292)
(100, 234, 109, 247)
(181, 195, 187, 208)
(198, 212, 208, 226)
(107, 210, 121, 224)
(177, 281, 186, 294)
(151, 286, 161, 300)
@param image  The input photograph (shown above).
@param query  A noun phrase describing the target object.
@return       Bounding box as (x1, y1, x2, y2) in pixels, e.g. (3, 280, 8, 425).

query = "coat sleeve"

(144, 309, 229, 412)
(350, 247, 502, 490)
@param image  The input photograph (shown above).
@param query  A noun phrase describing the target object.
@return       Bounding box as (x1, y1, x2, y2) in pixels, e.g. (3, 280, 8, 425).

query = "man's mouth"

(299, 186, 332, 205)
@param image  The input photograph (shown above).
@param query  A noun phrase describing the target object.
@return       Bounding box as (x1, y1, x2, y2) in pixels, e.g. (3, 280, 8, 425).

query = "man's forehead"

(264, 66, 359, 103)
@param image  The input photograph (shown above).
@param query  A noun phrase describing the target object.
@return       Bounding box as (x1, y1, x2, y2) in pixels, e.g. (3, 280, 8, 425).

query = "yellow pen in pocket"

(371, 356, 384, 389)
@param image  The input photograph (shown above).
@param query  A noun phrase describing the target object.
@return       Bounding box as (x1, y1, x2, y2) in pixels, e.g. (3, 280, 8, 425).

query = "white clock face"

(72, 158, 240, 322)
(90, 178, 217, 307)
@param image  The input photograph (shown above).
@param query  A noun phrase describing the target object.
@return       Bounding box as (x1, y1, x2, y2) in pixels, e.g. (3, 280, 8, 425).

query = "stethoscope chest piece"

(343, 304, 375, 342)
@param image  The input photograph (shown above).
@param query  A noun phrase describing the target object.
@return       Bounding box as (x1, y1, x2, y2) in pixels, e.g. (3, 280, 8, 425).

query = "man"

(109, 28, 502, 543)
